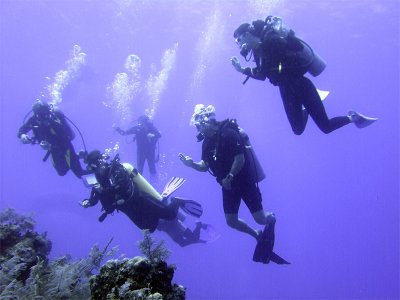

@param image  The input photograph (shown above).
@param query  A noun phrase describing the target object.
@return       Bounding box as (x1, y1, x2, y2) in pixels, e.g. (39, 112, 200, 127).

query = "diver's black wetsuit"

(18, 110, 87, 178)
(86, 162, 179, 232)
(116, 121, 161, 175)
(201, 120, 263, 214)
(242, 29, 350, 135)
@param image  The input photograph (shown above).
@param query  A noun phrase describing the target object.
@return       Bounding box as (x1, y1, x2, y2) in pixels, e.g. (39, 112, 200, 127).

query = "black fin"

(253, 222, 275, 264)
(179, 199, 203, 218)
(270, 252, 290, 265)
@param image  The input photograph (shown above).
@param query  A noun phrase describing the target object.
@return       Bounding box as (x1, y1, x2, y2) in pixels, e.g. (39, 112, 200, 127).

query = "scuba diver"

(179, 104, 288, 264)
(81, 150, 210, 247)
(17, 100, 89, 178)
(114, 115, 161, 176)
(231, 16, 377, 135)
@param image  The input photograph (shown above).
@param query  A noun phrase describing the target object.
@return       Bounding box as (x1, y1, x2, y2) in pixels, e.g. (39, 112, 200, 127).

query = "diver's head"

(190, 104, 218, 140)
(84, 150, 110, 185)
(85, 150, 105, 170)
(32, 100, 51, 119)
(234, 20, 264, 58)
(137, 115, 151, 126)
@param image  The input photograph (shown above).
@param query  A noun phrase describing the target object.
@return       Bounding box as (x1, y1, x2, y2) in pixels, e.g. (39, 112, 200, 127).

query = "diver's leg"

(142, 196, 179, 221)
(225, 213, 259, 240)
(279, 81, 308, 135)
(223, 188, 259, 240)
(50, 149, 69, 176)
(241, 183, 275, 226)
(66, 143, 87, 178)
(300, 77, 350, 134)
(147, 148, 157, 175)
(136, 150, 145, 174)
(157, 220, 189, 247)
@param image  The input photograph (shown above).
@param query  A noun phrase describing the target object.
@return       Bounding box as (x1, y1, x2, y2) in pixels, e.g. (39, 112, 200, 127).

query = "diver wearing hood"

(81, 151, 205, 244)
(231, 16, 377, 135)
(17, 100, 88, 178)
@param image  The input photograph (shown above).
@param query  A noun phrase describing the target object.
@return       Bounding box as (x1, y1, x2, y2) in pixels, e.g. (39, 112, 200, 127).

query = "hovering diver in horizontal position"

(81, 150, 213, 247)
(179, 104, 288, 264)
(17, 100, 89, 178)
(231, 16, 377, 135)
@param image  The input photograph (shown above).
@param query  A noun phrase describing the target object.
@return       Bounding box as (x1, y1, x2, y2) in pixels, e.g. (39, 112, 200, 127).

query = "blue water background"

(1, 1, 399, 299)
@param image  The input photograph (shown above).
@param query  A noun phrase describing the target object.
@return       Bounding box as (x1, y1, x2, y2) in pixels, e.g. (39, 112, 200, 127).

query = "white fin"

(317, 89, 330, 101)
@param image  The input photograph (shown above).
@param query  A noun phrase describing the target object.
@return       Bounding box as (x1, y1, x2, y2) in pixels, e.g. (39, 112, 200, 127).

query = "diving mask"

(235, 33, 251, 59)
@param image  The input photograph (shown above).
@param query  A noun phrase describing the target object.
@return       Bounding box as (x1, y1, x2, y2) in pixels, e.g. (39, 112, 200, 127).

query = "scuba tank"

(122, 162, 163, 201)
(238, 128, 266, 183)
(264, 16, 327, 77)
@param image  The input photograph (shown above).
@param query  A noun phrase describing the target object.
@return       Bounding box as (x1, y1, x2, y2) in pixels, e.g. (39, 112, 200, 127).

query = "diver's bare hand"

(20, 134, 31, 144)
(81, 199, 91, 208)
(221, 176, 232, 190)
(231, 56, 244, 73)
(179, 153, 193, 167)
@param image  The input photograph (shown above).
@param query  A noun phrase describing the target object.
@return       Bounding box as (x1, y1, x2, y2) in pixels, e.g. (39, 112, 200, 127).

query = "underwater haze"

(1, 0, 399, 299)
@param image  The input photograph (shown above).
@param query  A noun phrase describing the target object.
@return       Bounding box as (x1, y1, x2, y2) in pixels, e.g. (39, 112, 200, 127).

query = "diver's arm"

(179, 153, 208, 172)
(232, 53, 268, 81)
(89, 188, 101, 205)
(245, 35, 289, 82)
(242, 52, 270, 81)
(125, 125, 140, 135)
(17, 117, 33, 138)
(114, 125, 138, 136)
(114, 127, 127, 135)
(221, 153, 245, 190)
(153, 127, 162, 138)
(227, 153, 245, 177)
(192, 160, 208, 172)
(242, 66, 268, 81)
(82, 188, 100, 207)
(17, 118, 34, 143)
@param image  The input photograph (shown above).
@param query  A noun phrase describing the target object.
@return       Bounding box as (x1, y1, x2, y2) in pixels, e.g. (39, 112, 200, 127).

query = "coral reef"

(90, 230, 185, 300)
(0, 210, 186, 299)
(0, 208, 117, 299)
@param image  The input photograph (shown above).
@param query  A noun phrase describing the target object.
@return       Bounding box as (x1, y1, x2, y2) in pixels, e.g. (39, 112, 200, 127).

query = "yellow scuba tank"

(122, 163, 163, 201)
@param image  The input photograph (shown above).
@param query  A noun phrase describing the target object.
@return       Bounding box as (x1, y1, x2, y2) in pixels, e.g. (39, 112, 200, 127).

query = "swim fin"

(199, 223, 221, 243)
(253, 222, 275, 264)
(172, 197, 203, 218)
(348, 110, 378, 128)
(270, 252, 290, 265)
(161, 177, 186, 198)
(317, 89, 330, 101)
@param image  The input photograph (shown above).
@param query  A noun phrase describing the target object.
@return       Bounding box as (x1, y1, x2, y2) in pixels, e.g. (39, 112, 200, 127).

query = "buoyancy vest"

(212, 119, 266, 183)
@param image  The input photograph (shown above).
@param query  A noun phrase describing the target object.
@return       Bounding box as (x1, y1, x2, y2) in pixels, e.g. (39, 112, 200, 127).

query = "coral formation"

(0, 209, 186, 299)
(90, 230, 185, 299)
(0, 208, 117, 299)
